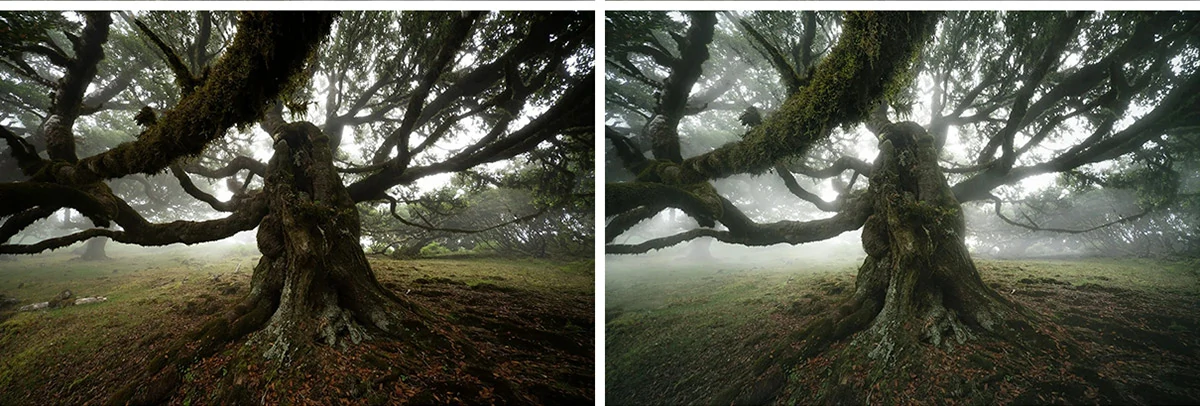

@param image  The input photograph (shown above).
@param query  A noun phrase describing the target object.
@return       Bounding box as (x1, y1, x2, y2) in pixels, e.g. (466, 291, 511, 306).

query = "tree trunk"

(238, 121, 435, 359)
(849, 122, 1020, 362)
(118, 122, 496, 404)
(79, 236, 109, 260)
(726, 122, 1032, 404)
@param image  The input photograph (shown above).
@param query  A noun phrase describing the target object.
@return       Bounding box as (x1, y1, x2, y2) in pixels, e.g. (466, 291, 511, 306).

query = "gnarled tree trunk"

(119, 121, 470, 405)
(244, 121, 435, 359)
(849, 122, 1021, 360)
(727, 122, 1032, 404)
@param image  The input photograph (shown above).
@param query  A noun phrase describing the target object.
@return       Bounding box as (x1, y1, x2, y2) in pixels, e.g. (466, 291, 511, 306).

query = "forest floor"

(607, 246, 1200, 405)
(0, 244, 593, 405)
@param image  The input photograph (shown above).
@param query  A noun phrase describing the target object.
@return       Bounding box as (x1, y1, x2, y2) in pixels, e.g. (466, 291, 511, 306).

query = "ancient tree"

(606, 11, 1199, 401)
(2, 10, 592, 402)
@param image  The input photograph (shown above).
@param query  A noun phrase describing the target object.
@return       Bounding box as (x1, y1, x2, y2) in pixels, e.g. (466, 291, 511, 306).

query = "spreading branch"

(653, 12, 939, 185)
(989, 195, 1151, 234)
(67, 12, 336, 184)
(0, 200, 267, 254)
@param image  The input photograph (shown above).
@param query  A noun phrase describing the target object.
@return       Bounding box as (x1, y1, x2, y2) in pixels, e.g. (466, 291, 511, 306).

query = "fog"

(1, 229, 259, 263)
(607, 235, 865, 276)
(608, 207, 866, 277)
(605, 11, 1200, 273)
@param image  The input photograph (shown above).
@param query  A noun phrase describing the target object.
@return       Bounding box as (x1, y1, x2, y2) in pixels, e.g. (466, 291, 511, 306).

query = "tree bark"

(726, 121, 1030, 404)
(243, 121, 435, 359)
(849, 122, 1020, 362)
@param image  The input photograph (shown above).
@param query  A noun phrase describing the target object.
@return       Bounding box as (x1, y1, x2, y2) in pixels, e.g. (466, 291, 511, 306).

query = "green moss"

(77, 12, 336, 181)
(673, 12, 940, 183)
(606, 181, 722, 225)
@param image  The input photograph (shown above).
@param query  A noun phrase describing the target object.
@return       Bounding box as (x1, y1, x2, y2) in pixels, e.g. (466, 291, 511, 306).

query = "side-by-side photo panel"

(606, 10, 1200, 405)
(0, 10, 595, 404)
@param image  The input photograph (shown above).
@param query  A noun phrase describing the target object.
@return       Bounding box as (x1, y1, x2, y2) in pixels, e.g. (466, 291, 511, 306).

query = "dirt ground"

(606, 249, 1200, 405)
(0, 246, 593, 405)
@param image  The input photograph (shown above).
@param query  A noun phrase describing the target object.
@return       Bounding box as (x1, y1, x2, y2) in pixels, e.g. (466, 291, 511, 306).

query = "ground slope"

(0, 246, 593, 405)
(607, 250, 1200, 405)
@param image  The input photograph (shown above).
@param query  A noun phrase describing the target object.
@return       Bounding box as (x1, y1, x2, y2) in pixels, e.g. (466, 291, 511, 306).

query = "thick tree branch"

(0, 206, 58, 243)
(607, 196, 871, 254)
(19, 44, 70, 67)
(0, 200, 267, 254)
(654, 12, 939, 185)
(606, 126, 648, 172)
(371, 12, 480, 164)
(0, 182, 112, 225)
(648, 11, 716, 163)
(80, 67, 137, 115)
(183, 155, 267, 179)
(69, 12, 336, 184)
(604, 206, 663, 243)
(606, 182, 723, 228)
(169, 163, 233, 212)
(125, 12, 200, 94)
(775, 164, 840, 212)
(977, 12, 1086, 169)
(786, 155, 873, 179)
(952, 71, 1200, 203)
(347, 72, 593, 202)
(730, 12, 804, 93)
(45, 11, 112, 162)
(1, 125, 46, 176)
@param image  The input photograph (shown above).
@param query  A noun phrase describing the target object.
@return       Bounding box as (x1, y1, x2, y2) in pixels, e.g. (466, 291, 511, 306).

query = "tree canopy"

(606, 11, 1200, 255)
(1, 11, 594, 256)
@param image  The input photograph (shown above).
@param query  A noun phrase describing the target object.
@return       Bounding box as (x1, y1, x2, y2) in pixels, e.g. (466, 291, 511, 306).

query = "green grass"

(0, 244, 593, 405)
(977, 257, 1200, 295)
(373, 255, 594, 295)
(605, 249, 863, 406)
(605, 250, 1200, 405)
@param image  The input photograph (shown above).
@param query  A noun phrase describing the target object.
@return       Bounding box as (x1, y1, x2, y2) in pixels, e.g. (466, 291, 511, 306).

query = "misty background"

(605, 11, 1200, 275)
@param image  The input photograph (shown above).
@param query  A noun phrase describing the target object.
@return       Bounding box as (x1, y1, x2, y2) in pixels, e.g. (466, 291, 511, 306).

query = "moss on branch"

(606, 181, 723, 227)
(660, 12, 939, 184)
(75, 12, 337, 183)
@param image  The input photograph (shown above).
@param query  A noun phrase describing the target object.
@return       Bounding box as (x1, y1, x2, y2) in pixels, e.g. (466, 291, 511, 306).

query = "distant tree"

(606, 11, 1199, 402)
(1, 11, 592, 403)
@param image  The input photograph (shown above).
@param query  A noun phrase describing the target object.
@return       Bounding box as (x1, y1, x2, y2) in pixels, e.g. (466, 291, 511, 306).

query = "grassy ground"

(0, 244, 593, 405)
(606, 246, 1200, 405)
